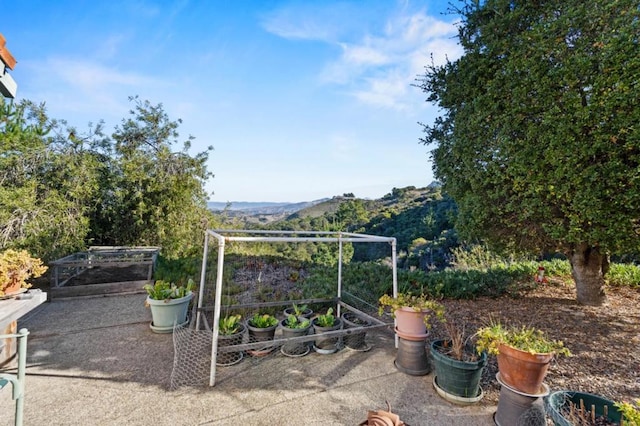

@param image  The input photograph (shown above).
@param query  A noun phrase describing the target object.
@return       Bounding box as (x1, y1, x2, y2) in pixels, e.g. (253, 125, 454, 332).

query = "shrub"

(607, 263, 640, 288)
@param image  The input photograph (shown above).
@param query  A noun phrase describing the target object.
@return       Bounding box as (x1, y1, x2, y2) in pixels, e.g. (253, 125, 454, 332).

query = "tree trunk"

(568, 243, 606, 306)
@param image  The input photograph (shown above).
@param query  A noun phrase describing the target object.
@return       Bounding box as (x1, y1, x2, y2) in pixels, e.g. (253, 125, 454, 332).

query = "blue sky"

(2, 0, 462, 202)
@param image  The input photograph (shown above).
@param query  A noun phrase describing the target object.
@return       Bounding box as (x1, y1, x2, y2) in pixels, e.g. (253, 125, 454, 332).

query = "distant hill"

(208, 199, 330, 215)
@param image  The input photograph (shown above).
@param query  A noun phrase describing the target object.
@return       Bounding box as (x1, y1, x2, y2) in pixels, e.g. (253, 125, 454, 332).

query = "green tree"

(418, 0, 640, 305)
(103, 97, 214, 258)
(0, 99, 99, 259)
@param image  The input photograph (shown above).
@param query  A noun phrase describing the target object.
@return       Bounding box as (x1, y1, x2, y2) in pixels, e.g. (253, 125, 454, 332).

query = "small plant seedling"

(284, 314, 310, 329)
(292, 303, 308, 316)
(315, 308, 336, 327)
(249, 313, 278, 328)
(219, 314, 242, 335)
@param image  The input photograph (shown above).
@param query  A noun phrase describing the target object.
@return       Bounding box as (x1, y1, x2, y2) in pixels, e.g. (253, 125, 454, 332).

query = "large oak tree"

(418, 0, 640, 305)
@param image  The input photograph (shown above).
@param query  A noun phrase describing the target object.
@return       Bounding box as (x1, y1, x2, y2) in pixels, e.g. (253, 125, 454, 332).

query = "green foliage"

(99, 97, 213, 258)
(417, 0, 640, 303)
(606, 263, 640, 288)
(290, 303, 308, 316)
(283, 314, 310, 329)
(314, 307, 336, 327)
(615, 399, 640, 426)
(144, 278, 195, 300)
(219, 314, 242, 335)
(476, 321, 571, 356)
(153, 255, 201, 284)
(0, 99, 99, 259)
(378, 293, 445, 328)
(0, 96, 215, 262)
(248, 313, 278, 328)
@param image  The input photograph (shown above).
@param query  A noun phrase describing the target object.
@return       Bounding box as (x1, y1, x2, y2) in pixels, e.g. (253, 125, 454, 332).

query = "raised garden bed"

(49, 246, 160, 299)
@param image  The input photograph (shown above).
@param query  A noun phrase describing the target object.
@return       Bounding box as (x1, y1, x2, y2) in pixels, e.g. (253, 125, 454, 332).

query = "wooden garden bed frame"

(49, 246, 160, 298)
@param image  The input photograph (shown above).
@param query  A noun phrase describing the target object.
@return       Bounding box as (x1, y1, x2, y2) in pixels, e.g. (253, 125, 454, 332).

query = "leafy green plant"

(291, 303, 308, 316)
(143, 278, 195, 301)
(607, 263, 640, 288)
(615, 399, 640, 426)
(219, 314, 242, 335)
(283, 314, 310, 329)
(248, 313, 278, 328)
(314, 308, 336, 327)
(475, 321, 571, 356)
(378, 293, 445, 328)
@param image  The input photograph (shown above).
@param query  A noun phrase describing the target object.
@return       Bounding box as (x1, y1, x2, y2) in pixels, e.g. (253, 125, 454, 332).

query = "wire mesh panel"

(171, 230, 397, 388)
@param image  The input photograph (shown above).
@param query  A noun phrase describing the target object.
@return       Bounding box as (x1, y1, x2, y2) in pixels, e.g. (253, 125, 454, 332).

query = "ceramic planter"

(497, 343, 553, 394)
(394, 337, 430, 376)
(146, 292, 193, 333)
(430, 339, 487, 400)
(545, 391, 622, 426)
(394, 307, 429, 341)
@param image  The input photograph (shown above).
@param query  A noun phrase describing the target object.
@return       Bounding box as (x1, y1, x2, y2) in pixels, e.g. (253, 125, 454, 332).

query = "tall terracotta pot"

(497, 343, 553, 394)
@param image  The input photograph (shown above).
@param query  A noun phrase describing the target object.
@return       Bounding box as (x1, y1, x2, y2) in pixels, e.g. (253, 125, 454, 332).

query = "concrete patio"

(0, 293, 497, 425)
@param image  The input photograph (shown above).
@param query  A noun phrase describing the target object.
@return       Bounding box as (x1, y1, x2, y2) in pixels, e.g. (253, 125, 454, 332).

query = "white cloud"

(266, 3, 462, 111)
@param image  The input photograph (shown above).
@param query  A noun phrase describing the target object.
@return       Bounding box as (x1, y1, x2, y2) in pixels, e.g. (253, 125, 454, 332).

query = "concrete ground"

(0, 293, 496, 425)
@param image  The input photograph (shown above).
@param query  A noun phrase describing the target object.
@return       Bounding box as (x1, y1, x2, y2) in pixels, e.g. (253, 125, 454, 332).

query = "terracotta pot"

(394, 307, 429, 341)
(2, 280, 22, 296)
(497, 343, 553, 394)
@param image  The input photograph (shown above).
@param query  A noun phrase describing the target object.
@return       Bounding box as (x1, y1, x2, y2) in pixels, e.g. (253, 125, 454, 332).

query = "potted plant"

(246, 313, 278, 356)
(430, 321, 487, 403)
(143, 278, 195, 333)
(616, 398, 640, 425)
(311, 307, 342, 354)
(283, 303, 313, 319)
(378, 293, 445, 341)
(0, 249, 47, 298)
(476, 321, 570, 395)
(546, 391, 629, 426)
(279, 314, 311, 357)
(341, 311, 371, 351)
(216, 314, 245, 366)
